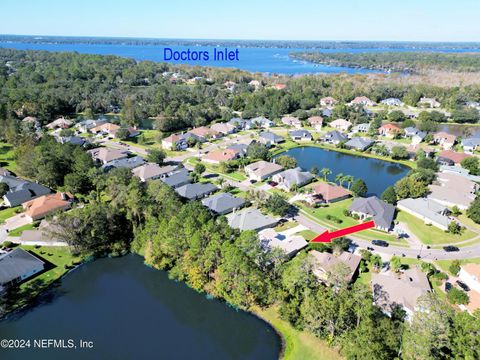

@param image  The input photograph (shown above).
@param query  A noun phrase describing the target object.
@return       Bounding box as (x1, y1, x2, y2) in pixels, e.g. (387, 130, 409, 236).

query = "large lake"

(2, 41, 479, 75)
(0, 255, 281, 360)
(280, 146, 410, 196)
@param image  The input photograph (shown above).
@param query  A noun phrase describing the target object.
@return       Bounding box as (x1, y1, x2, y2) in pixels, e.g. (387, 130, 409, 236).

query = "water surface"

(0, 255, 281, 360)
(279, 146, 409, 196)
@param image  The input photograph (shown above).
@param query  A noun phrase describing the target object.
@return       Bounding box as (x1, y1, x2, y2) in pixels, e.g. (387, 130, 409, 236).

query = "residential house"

(102, 156, 145, 171)
(345, 137, 374, 151)
(201, 193, 245, 215)
(259, 131, 285, 146)
(305, 183, 350, 205)
(432, 132, 456, 150)
(350, 123, 371, 134)
(322, 108, 333, 118)
(132, 164, 178, 182)
(248, 80, 262, 90)
(440, 165, 480, 183)
(160, 168, 192, 189)
(404, 127, 426, 144)
(372, 268, 431, 321)
(19, 220, 64, 246)
(0, 248, 45, 292)
(188, 126, 221, 141)
(330, 119, 352, 132)
(0, 174, 28, 189)
(23, 192, 74, 222)
(258, 228, 307, 258)
(418, 97, 441, 108)
(227, 208, 278, 232)
(320, 97, 337, 107)
(89, 122, 120, 137)
(308, 116, 323, 131)
(3, 182, 51, 207)
(379, 123, 402, 138)
(397, 198, 451, 231)
(162, 134, 188, 150)
(349, 196, 396, 231)
(310, 250, 362, 284)
(273, 83, 286, 90)
(281, 116, 302, 129)
(227, 143, 249, 157)
(461, 137, 480, 154)
(428, 172, 477, 210)
(404, 127, 421, 137)
(289, 129, 312, 142)
(252, 117, 274, 128)
(210, 122, 236, 135)
(458, 264, 480, 314)
(272, 167, 314, 191)
(87, 147, 129, 164)
(244, 161, 284, 181)
(436, 150, 471, 166)
(75, 119, 107, 133)
(381, 98, 404, 106)
(202, 149, 240, 164)
(322, 130, 347, 145)
(466, 101, 480, 109)
(228, 118, 253, 130)
(349, 96, 376, 107)
(45, 117, 73, 130)
(57, 135, 86, 147)
(406, 144, 435, 159)
(175, 182, 218, 200)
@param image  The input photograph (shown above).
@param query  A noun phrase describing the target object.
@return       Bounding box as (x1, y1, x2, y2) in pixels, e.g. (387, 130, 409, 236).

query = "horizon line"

(1, 33, 480, 44)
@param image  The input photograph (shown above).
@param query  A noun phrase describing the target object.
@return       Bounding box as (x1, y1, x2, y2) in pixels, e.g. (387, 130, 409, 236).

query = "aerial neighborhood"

(2, 86, 480, 322)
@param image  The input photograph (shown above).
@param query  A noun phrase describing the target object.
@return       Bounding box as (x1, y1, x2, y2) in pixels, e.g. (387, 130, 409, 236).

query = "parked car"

(456, 280, 470, 292)
(372, 240, 389, 247)
(268, 181, 278, 187)
(443, 246, 459, 252)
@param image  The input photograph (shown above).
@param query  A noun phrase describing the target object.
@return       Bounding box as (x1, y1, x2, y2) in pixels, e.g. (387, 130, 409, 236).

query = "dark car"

(445, 282, 452, 291)
(268, 181, 278, 187)
(443, 246, 460, 252)
(456, 280, 470, 292)
(277, 218, 288, 225)
(372, 240, 389, 247)
(249, 179, 257, 184)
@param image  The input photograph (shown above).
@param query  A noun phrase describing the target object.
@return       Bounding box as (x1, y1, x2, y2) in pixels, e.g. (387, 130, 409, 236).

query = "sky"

(1, 0, 480, 42)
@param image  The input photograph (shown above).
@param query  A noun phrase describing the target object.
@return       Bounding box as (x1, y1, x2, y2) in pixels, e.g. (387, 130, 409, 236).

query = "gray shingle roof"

(289, 130, 312, 139)
(397, 198, 450, 228)
(0, 248, 44, 285)
(274, 167, 314, 189)
(3, 182, 51, 207)
(345, 137, 374, 150)
(201, 193, 245, 214)
(323, 130, 347, 142)
(227, 208, 277, 231)
(175, 182, 218, 200)
(102, 156, 145, 171)
(349, 196, 395, 230)
(260, 131, 284, 143)
(161, 169, 192, 188)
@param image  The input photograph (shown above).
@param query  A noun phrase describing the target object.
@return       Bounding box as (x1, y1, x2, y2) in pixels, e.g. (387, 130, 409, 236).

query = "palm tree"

(321, 168, 332, 182)
(335, 172, 344, 186)
(344, 175, 354, 189)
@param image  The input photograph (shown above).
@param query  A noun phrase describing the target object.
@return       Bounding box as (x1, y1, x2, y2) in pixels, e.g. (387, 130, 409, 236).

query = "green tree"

(351, 179, 368, 197)
(263, 193, 290, 216)
(246, 142, 269, 160)
(194, 163, 206, 175)
(146, 149, 166, 165)
(320, 167, 332, 181)
(447, 288, 469, 305)
(388, 110, 406, 122)
(461, 156, 480, 175)
(449, 260, 461, 276)
(467, 197, 480, 224)
(115, 128, 130, 141)
(381, 186, 397, 204)
(390, 256, 402, 272)
(0, 182, 9, 197)
(391, 145, 409, 160)
(275, 155, 297, 169)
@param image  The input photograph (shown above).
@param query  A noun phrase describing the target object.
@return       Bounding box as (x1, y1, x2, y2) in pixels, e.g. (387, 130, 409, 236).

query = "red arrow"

(311, 220, 376, 243)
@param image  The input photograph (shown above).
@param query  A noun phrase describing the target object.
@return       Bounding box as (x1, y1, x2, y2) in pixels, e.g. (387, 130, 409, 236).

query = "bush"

(449, 260, 461, 276)
(325, 214, 343, 224)
(447, 287, 469, 305)
(2, 240, 12, 248)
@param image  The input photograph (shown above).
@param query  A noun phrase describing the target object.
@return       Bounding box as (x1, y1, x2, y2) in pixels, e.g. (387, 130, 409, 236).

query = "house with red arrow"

(310, 250, 362, 284)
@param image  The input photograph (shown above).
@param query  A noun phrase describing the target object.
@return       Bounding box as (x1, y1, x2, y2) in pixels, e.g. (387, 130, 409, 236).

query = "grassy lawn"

(253, 306, 343, 360)
(8, 222, 36, 237)
(297, 229, 318, 241)
(4, 245, 82, 313)
(397, 211, 477, 245)
(274, 221, 299, 232)
(299, 200, 400, 243)
(0, 141, 17, 172)
(434, 257, 480, 273)
(0, 206, 21, 223)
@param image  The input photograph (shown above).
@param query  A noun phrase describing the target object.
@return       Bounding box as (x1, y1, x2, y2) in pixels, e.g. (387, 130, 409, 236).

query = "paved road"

(295, 213, 480, 260)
